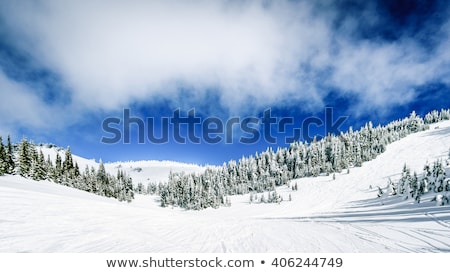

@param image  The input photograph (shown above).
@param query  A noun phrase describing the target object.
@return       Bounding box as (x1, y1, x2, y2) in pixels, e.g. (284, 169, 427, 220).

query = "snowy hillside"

(38, 146, 207, 185)
(38, 146, 98, 170)
(104, 160, 207, 185)
(1, 120, 450, 252)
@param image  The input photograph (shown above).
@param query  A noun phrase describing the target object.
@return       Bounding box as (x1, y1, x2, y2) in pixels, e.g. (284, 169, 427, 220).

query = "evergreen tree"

(46, 155, 53, 177)
(63, 147, 74, 178)
(160, 185, 168, 207)
(416, 176, 426, 203)
(398, 164, 410, 195)
(97, 160, 110, 196)
(53, 153, 62, 183)
(124, 174, 134, 202)
(409, 172, 418, 198)
(32, 149, 46, 180)
(29, 147, 38, 180)
(387, 178, 397, 196)
(0, 136, 7, 175)
(136, 182, 146, 194)
(18, 138, 32, 177)
(74, 162, 80, 177)
(6, 135, 15, 174)
(434, 160, 446, 192)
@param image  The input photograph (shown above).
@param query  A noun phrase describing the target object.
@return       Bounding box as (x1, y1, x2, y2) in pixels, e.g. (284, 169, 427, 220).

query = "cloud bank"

(1, 0, 450, 133)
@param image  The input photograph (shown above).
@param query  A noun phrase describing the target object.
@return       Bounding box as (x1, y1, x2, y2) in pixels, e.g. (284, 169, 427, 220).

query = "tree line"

(151, 109, 450, 210)
(380, 154, 450, 205)
(0, 138, 134, 202)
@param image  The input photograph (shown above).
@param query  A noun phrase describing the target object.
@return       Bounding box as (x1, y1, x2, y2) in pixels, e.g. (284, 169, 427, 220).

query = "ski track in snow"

(1, 121, 450, 252)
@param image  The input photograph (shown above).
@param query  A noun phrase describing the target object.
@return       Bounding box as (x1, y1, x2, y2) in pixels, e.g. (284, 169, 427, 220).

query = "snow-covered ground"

(1, 121, 450, 252)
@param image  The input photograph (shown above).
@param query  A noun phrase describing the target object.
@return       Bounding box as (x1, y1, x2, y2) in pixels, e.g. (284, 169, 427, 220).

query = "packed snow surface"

(1, 121, 450, 252)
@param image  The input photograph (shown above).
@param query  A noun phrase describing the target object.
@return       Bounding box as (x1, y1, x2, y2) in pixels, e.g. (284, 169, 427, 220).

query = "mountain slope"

(38, 146, 207, 185)
(104, 160, 207, 185)
(1, 121, 450, 252)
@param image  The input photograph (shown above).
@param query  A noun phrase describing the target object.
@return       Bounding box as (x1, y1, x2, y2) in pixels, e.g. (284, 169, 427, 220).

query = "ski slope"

(1, 121, 450, 252)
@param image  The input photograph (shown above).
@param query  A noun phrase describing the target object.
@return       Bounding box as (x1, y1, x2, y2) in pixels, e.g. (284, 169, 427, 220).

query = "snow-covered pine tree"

(124, 174, 134, 202)
(424, 110, 439, 124)
(409, 172, 418, 198)
(387, 178, 397, 196)
(430, 160, 445, 193)
(30, 146, 38, 178)
(74, 162, 80, 177)
(32, 149, 46, 181)
(63, 147, 75, 179)
(97, 160, 110, 197)
(407, 111, 423, 133)
(89, 166, 97, 193)
(416, 176, 427, 203)
(160, 184, 169, 207)
(398, 164, 410, 195)
(0, 136, 6, 175)
(354, 142, 363, 167)
(45, 154, 53, 178)
(6, 135, 15, 174)
(135, 182, 145, 194)
(147, 182, 158, 195)
(18, 138, 32, 177)
(53, 153, 63, 183)
(434, 160, 446, 193)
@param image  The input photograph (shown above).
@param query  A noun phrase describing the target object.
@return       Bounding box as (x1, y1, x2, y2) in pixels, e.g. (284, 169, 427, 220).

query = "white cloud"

(0, 0, 449, 123)
(1, 0, 332, 112)
(327, 39, 430, 115)
(0, 70, 63, 135)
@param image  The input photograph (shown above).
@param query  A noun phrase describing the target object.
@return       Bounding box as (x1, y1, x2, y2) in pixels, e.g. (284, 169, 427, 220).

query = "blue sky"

(1, 0, 450, 165)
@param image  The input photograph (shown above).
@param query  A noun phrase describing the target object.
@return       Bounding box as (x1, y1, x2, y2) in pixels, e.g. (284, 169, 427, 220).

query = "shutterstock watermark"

(101, 108, 348, 145)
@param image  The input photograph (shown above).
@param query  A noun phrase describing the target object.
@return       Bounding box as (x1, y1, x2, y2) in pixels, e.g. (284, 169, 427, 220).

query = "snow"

(1, 121, 450, 252)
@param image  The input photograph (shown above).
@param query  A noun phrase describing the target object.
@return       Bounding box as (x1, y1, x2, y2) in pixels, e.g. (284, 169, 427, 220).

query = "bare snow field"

(1, 121, 450, 252)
